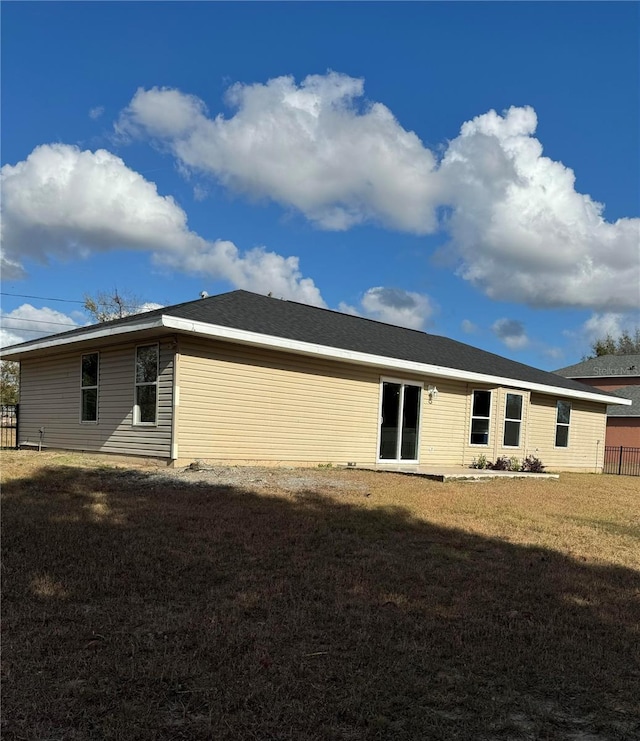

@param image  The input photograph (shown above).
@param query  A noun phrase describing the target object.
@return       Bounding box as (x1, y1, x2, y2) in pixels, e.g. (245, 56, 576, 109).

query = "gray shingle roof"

(555, 354, 640, 379)
(607, 386, 640, 417)
(0, 290, 616, 400)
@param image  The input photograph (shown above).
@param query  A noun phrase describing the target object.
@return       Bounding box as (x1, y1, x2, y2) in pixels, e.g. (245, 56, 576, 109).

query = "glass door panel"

(379, 382, 401, 460)
(379, 381, 421, 462)
(401, 385, 421, 460)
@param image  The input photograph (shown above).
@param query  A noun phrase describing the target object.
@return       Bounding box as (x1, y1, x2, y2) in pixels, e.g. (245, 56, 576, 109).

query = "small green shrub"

(491, 456, 512, 471)
(470, 454, 544, 472)
(521, 455, 545, 473)
(471, 454, 489, 469)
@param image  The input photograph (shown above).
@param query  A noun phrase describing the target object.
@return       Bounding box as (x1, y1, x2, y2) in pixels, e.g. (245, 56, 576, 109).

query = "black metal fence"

(1, 404, 19, 449)
(604, 446, 640, 476)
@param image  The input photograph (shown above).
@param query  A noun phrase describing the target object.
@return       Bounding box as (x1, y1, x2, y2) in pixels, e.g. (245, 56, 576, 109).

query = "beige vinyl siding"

(16, 328, 611, 471)
(527, 393, 607, 472)
(456, 387, 606, 471)
(418, 378, 470, 466)
(19, 338, 174, 457)
(177, 338, 380, 465)
(177, 338, 610, 470)
(178, 339, 491, 468)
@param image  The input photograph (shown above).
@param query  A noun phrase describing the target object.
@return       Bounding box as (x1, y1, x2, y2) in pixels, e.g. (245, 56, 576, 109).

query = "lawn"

(2, 451, 639, 740)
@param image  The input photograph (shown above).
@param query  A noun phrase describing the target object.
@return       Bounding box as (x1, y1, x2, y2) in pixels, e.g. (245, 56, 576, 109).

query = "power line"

(0, 291, 142, 310)
(1, 317, 79, 328)
(0, 292, 85, 304)
(1, 326, 75, 335)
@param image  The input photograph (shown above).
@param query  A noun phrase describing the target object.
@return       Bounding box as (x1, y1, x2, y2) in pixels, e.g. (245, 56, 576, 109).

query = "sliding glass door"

(378, 381, 422, 462)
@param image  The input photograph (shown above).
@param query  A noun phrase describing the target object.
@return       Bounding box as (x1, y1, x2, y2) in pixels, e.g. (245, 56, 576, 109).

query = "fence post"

(15, 403, 19, 450)
(618, 446, 623, 476)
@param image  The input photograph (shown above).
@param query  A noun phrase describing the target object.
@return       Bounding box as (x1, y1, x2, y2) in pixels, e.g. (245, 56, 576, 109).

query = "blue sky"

(1, 1, 638, 369)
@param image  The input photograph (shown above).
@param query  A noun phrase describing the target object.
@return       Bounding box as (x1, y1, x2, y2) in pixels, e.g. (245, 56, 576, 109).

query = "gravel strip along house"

(1, 290, 628, 471)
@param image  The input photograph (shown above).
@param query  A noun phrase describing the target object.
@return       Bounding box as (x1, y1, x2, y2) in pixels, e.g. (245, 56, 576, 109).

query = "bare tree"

(83, 290, 146, 323)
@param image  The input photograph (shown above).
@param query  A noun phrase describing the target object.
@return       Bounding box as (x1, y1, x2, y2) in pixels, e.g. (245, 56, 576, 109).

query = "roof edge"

(2, 311, 629, 406)
(163, 316, 629, 406)
(0, 315, 166, 358)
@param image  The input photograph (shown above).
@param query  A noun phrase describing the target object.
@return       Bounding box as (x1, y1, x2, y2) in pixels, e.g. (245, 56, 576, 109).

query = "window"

(81, 353, 99, 422)
(555, 400, 571, 447)
(470, 390, 491, 445)
(503, 393, 523, 447)
(135, 344, 158, 425)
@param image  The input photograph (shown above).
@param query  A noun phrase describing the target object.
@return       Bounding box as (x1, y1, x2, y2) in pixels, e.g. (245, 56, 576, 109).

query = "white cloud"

(0, 304, 81, 347)
(118, 76, 639, 313)
(558, 311, 640, 363)
(542, 346, 564, 361)
(1, 143, 190, 260)
(339, 287, 434, 330)
(491, 318, 529, 350)
(0, 143, 325, 307)
(440, 106, 640, 311)
(89, 106, 105, 120)
(461, 319, 477, 334)
(154, 241, 325, 307)
(117, 73, 441, 233)
(5, 75, 638, 326)
(138, 302, 164, 313)
(579, 312, 640, 347)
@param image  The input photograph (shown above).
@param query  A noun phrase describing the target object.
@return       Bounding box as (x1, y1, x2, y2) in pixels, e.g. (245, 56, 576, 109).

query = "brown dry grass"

(2, 451, 639, 740)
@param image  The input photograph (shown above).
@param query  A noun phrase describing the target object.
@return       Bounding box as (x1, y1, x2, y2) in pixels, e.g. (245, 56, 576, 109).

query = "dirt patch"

(168, 461, 371, 495)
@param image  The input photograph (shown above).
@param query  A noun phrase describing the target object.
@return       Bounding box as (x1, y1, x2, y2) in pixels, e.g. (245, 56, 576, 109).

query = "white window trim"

(133, 343, 159, 427)
(555, 400, 571, 448)
(503, 392, 524, 448)
(376, 377, 423, 464)
(80, 352, 99, 424)
(469, 389, 492, 446)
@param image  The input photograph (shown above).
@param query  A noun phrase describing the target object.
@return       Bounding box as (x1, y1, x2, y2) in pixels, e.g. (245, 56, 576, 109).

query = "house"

(554, 354, 640, 448)
(0, 290, 629, 472)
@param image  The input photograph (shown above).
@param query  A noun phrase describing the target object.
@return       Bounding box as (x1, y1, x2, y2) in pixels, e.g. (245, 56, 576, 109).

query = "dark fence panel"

(604, 446, 640, 476)
(1, 404, 18, 449)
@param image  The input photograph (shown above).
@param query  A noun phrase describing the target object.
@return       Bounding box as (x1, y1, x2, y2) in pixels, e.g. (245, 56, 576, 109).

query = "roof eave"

(2, 313, 629, 406)
(0, 316, 166, 359)
(163, 316, 630, 406)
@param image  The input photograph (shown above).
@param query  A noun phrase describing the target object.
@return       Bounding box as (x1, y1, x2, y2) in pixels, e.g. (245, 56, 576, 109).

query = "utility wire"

(0, 291, 142, 309)
(1, 326, 77, 334)
(1, 317, 79, 328)
(0, 292, 85, 304)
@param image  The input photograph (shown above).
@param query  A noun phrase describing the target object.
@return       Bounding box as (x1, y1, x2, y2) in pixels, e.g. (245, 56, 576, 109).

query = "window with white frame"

(81, 352, 99, 422)
(470, 390, 492, 445)
(134, 344, 158, 425)
(555, 400, 571, 447)
(503, 393, 523, 447)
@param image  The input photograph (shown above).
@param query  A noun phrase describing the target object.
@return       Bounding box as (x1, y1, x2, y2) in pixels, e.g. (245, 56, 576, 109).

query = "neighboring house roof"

(555, 354, 640, 379)
(0, 290, 628, 406)
(607, 386, 640, 417)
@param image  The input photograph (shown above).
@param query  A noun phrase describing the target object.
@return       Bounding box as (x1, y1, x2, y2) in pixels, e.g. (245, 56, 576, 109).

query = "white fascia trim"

(162, 316, 630, 406)
(0, 316, 166, 358)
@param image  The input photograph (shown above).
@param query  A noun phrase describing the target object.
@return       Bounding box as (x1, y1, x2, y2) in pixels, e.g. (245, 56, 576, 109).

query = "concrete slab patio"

(356, 465, 560, 482)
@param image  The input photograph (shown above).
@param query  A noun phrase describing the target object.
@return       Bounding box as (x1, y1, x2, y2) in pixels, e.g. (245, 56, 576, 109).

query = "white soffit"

(0, 316, 166, 357)
(162, 316, 630, 406)
(0, 312, 629, 406)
